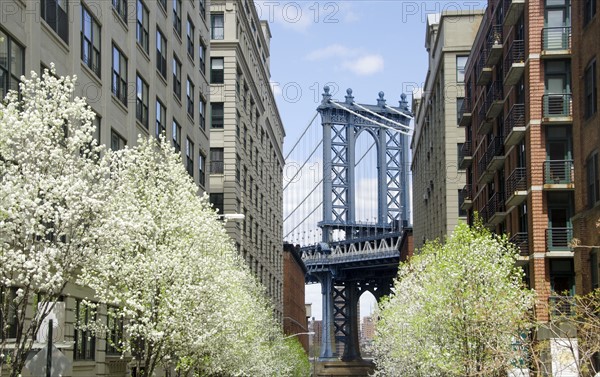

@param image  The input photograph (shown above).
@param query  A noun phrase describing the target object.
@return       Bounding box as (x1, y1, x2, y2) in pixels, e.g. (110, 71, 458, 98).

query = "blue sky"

(258, 0, 487, 319)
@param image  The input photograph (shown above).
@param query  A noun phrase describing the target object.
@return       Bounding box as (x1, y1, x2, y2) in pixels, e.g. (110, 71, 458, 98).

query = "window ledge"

(136, 119, 150, 135)
(156, 69, 168, 87)
(80, 61, 102, 87)
(111, 7, 129, 31)
(173, 93, 182, 107)
(111, 95, 129, 114)
(137, 43, 151, 63)
(41, 21, 69, 54)
(187, 52, 195, 66)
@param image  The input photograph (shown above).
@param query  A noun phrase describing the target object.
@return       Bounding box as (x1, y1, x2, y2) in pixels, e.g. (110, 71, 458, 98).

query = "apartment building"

(572, 0, 599, 295)
(0, 0, 211, 374)
(460, 0, 573, 355)
(411, 10, 484, 250)
(208, 0, 285, 318)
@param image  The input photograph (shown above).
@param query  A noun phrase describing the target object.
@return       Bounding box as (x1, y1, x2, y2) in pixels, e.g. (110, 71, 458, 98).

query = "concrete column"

(319, 272, 336, 360)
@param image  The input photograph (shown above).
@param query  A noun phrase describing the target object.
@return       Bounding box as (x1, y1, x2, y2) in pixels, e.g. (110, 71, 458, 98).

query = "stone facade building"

(411, 10, 484, 250)
(1, 0, 211, 374)
(208, 0, 285, 318)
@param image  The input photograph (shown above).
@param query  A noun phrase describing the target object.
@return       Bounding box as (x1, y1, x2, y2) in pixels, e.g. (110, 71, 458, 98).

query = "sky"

(256, 0, 487, 319)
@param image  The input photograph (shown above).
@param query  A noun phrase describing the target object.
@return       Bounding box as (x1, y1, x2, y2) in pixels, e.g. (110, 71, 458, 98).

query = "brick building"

(283, 243, 309, 352)
(572, 0, 599, 295)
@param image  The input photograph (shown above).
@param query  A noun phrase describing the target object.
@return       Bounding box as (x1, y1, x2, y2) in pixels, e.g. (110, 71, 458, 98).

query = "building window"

(236, 154, 241, 182)
(173, 0, 182, 36)
(136, 0, 149, 53)
(211, 57, 224, 84)
(112, 0, 127, 22)
(585, 60, 597, 119)
(157, 0, 166, 12)
(156, 29, 167, 78)
(110, 129, 126, 151)
(456, 97, 464, 125)
(198, 152, 206, 186)
(0, 29, 25, 98)
(173, 55, 181, 99)
(106, 307, 124, 355)
(136, 74, 149, 128)
(211, 14, 224, 39)
(199, 97, 206, 130)
(186, 78, 195, 119)
(211, 102, 224, 128)
(81, 7, 101, 77)
(210, 148, 224, 174)
(111, 44, 128, 105)
(209, 193, 224, 215)
(74, 300, 96, 360)
(42, 0, 69, 43)
(587, 153, 599, 208)
(199, 40, 206, 75)
(187, 17, 195, 57)
(456, 56, 468, 83)
(186, 138, 194, 177)
(172, 119, 181, 152)
(156, 99, 166, 139)
(584, 0, 597, 26)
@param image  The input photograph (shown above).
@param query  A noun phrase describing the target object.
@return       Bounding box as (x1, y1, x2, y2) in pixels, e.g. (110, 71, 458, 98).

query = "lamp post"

(283, 331, 315, 340)
(219, 213, 245, 221)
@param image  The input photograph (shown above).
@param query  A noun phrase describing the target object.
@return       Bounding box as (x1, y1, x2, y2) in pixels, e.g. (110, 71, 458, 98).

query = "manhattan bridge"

(283, 86, 413, 375)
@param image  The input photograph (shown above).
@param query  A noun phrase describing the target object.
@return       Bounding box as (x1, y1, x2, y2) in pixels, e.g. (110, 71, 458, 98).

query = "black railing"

(509, 232, 529, 256)
(461, 184, 473, 201)
(478, 153, 489, 177)
(543, 26, 571, 50)
(549, 296, 574, 316)
(487, 24, 503, 50)
(487, 135, 505, 159)
(504, 39, 525, 73)
(485, 81, 504, 112)
(504, 103, 525, 136)
(487, 192, 506, 218)
(543, 93, 572, 117)
(544, 160, 574, 184)
(506, 167, 527, 194)
(546, 227, 574, 250)
(461, 141, 472, 158)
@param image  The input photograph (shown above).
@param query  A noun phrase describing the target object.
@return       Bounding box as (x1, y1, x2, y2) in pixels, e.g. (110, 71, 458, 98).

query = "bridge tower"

(305, 87, 412, 371)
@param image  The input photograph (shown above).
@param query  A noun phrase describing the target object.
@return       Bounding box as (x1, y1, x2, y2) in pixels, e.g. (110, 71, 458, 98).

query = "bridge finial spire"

(345, 88, 354, 104)
(377, 91, 386, 107)
(399, 93, 409, 111)
(322, 86, 332, 104)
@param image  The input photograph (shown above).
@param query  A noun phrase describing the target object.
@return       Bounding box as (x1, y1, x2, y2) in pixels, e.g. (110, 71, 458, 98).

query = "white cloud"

(305, 44, 385, 76)
(342, 55, 385, 76)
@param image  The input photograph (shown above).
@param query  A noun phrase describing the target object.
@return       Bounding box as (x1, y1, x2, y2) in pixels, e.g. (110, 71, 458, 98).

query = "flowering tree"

(0, 67, 108, 377)
(80, 138, 307, 376)
(373, 222, 535, 377)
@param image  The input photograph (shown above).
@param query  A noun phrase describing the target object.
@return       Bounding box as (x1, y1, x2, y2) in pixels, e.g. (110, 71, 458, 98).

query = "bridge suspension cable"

(283, 179, 323, 223)
(283, 139, 323, 192)
(351, 102, 413, 132)
(328, 101, 412, 136)
(284, 201, 323, 239)
(385, 104, 414, 119)
(284, 111, 319, 161)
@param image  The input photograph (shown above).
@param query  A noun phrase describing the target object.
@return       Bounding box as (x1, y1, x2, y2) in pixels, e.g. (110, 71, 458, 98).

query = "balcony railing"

(542, 27, 572, 51)
(504, 103, 525, 138)
(544, 160, 574, 184)
(486, 24, 504, 66)
(487, 135, 505, 162)
(503, 39, 525, 85)
(507, 167, 527, 193)
(486, 192, 506, 222)
(485, 81, 505, 119)
(549, 296, 574, 316)
(509, 232, 529, 256)
(476, 50, 492, 85)
(546, 227, 573, 251)
(461, 184, 473, 201)
(543, 93, 572, 118)
(459, 97, 472, 127)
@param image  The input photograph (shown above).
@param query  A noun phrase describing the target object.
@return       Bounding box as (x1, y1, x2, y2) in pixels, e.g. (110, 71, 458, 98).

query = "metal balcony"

(485, 81, 505, 119)
(549, 296, 574, 317)
(503, 103, 526, 147)
(459, 97, 472, 127)
(542, 27, 572, 57)
(476, 50, 493, 86)
(503, 0, 525, 27)
(477, 153, 494, 185)
(477, 105, 493, 135)
(459, 141, 473, 169)
(486, 135, 505, 172)
(486, 192, 507, 226)
(505, 167, 527, 207)
(504, 39, 525, 86)
(542, 93, 572, 121)
(509, 232, 529, 256)
(485, 24, 504, 66)
(546, 227, 574, 251)
(460, 184, 473, 211)
(544, 160, 574, 188)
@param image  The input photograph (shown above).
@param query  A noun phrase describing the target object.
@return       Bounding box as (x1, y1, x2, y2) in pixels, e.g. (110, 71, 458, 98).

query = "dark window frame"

(111, 43, 128, 105)
(211, 13, 224, 40)
(156, 98, 166, 139)
(81, 6, 101, 77)
(173, 55, 182, 99)
(173, 0, 182, 36)
(156, 28, 167, 78)
(136, 0, 149, 53)
(584, 59, 597, 119)
(587, 152, 599, 208)
(172, 119, 181, 153)
(136, 73, 149, 128)
(210, 148, 224, 174)
(210, 57, 224, 84)
(0, 29, 25, 99)
(211, 102, 224, 128)
(42, 0, 69, 43)
(74, 300, 96, 361)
